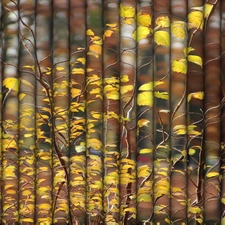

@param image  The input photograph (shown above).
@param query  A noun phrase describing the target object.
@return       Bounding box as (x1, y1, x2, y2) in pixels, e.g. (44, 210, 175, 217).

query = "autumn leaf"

(154, 30, 170, 47)
(187, 54, 203, 67)
(120, 4, 135, 18)
(120, 85, 134, 94)
(172, 59, 187, 74)
(137, 12, 151, 27)
(171, 21, 186, 39)
(204, 3, 213, 18)
(104, 29, 114, 38)
(188, 91, 204, 102)
(133, 26, 151, 42)
(206, 171, 219, 178)
(87, 29, 95, 36)
(154, 91, 169, 100)
(139, 81, 163, 91)
(3, 77, 19, 91)
(155, 16, 170, 28)
(188, 11, 204, 30)
(137, 91, 153, 107)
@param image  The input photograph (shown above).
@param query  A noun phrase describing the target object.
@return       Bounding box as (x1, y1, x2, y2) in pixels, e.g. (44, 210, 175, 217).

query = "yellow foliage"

(133, 26, 151, 42)
(171, 21, 186, 39)
(120, 85, 134, 94)
(204, 3, 213, 18)
(188, 91, 204, 102)
(189, 206, 202, 214)
(3, 77, 19, 91)
(155, 16, 170, 28)
(56, 66, 64, 71)
(86, 29, 95, 36)
(172, 59, 187, 74)
(139, 81, 163, 91)
(173, 124, 186, 135)
(138, 119, 150, 128)
(72, 68, 84, 75)
(139, 148, 152, 154)
(87, 138, 102, 150)
(206, 171, 219, 178)
(121, 74, 129, 82)
(77, 57, 86, 64)
(154, 91, 169, 100)
(187, 55, 203, 67)
(104, 30, 114, 38)
(188, 11, 204, 30)
(188, 125, 201, 135)
(154, 31, 170, 47)
(137, 12, 151, 27)
(19, 93, 26, 101)
(120, 4, 135, 18)
(137, 91, 153, 107)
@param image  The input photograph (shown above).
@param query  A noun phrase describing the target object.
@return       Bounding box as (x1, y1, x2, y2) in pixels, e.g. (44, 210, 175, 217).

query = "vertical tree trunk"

(52, 0, 70, 223)
(86, 0, 104, 223)
(119, 1, 137, 224)
(35, 0, 53, 223)
(69, 0, 86, 224)
(153, 0, 171, 223)
(136, 0, 154, 223)
(1, 1, 19, 223)
(103, 0, 120, 224)
(170, 0, 188, 223)
(18, 1, 36, 223)
(187, 0, 204, 224)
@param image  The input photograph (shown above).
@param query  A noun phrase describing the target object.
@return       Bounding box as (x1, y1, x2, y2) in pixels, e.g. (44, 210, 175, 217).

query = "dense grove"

(0, 0, 225, 224)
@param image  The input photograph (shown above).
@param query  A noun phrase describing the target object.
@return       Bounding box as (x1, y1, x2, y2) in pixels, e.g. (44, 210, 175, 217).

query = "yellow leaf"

(38, 203, 51, 210)
(104, 30, 114, 38)
(23, 65, 35, 71)
(171, 21, 186, 39)
(154, 91, 169, 100)
(19, 93, 26, 101)
(120, 85, 134, 94)
(188, 11, 204, 30)
(155, 16, 170, 28)
(188, 125, 201, 135)
(172, 59, 187, 74)
(120, 4, 135, 18)
(187, 55, 203, 67)
(139, 81, 163, 91)
(87, 29, 95, 36)
(24, 133, 33, 138)
(173, 125, 186, 135)
(189, 148, 196, 155)
(206, 171, 219, 178)
(140, 148, 152, 154)
(72, 68, 85, 75)
(184, 47, 195, 56)
(87, 138, 102, 150)
(137, 91, 153, 106)
(188, 91, 204, 102)
(133, 26, 151, 42)
(121, 75, 129, 82)
(77, 58, 86, 64)
(138, 119, 150, 127)
(204, 3, 213, 18)
(89, 44, 102, 54)
(106, 23, 117, 28)
(221, 198, 225, 204)
(56, 66, 64, 71)
(137, 12, 151, 27)
(20, 78, 34, 88)
(154, 31, 170, 47)
(71, 88, 81, 98)
(189, 206, 201, 214)
(3, 78, 19, 91)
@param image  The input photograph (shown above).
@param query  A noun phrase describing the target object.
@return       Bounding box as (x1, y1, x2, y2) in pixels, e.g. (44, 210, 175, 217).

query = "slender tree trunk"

(35, 0, 53, 223)
(170, 0, 188, 223)
(136, 0, 154, 223)
(187, 0, 204, 224)
(18, 1, 36, 223)
(103, 0, 120, 224)
(86, 0, 104, 223)
(1, 1, 19, 223)
(69, 0, 86, 224)
(153, 0, 171, 223)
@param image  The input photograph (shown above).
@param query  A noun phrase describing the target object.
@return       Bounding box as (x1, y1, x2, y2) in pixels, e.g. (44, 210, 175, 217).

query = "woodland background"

(0, 0, 225, 224)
